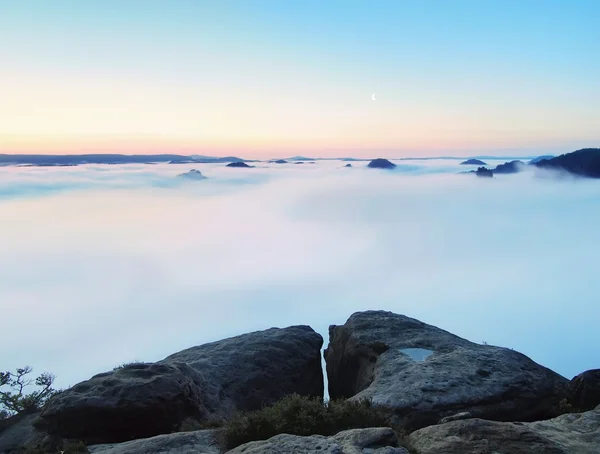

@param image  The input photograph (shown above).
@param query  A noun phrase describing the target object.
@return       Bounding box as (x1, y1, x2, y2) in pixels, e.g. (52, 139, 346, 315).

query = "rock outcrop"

(88, 429, 218, 454)
(40, 362, 206, 444)
(408, 405, 600, 454)
(0, 412, 49, 453)
(367, 159, 396, 169)
(225, 427, 408, 454)
(178, 169, 207, 180)
(161, 325, 324, 416)
(570, 369, 600, 411)
(492, 159, 525, 174)
(438, 411, 472, 424)
(460, 159, 487, 165)
(325, 311, 569, 431)
(475, 166, 493, 178)
(40, 326, 323, 444)
(226, 161, 253, 168)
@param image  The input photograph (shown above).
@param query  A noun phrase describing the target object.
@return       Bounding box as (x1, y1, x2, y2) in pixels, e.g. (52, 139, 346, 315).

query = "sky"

(1, 0, 599, 157)
(1, 159, 599, 390)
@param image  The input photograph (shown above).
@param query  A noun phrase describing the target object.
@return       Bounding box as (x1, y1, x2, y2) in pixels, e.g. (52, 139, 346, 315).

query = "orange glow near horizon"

(0, 133, 597, 159)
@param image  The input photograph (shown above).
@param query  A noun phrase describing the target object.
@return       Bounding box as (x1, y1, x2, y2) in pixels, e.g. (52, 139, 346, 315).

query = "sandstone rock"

(325, 311, 569, 431)
(570, 369, 600, 411)
(88, 429, 218, 454)
(438, 411, 472, 424)
(526, 407, 600, 453)
(41, 362, 206, 444)
(0, 410, 82, 454)
(226, 433, 339, 454)
(41, 326, 323, 444)
(160, 325, 324, 415)
(225, 427, 408, 454)
(331, 427, 408, 453)
(0, 412, 47, 453)
(408, 418, 566, 454)
(408, 406, 600, 454)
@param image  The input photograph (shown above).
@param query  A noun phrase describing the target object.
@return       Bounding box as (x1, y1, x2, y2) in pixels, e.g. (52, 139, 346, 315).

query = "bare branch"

(0, 367, 57, 418)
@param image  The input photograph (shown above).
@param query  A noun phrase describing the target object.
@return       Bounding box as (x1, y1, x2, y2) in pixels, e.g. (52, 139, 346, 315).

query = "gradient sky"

(1, 0, 599, 157)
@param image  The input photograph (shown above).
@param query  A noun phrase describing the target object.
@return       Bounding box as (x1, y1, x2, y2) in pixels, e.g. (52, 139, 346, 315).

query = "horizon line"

(0, 152, 547, 161)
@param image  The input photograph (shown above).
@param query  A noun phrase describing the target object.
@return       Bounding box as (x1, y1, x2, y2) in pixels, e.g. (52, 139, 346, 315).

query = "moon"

(372, 93, 376, 101)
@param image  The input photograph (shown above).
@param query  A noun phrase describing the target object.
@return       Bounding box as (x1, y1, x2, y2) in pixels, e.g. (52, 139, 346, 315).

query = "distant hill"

(226, 161, 254, 168)
(460, 159, 487, 165)
(492, 160, 526, 174)
(177, 169, 207, 180)
(476, 167, 493, 178)
(190, 155, 246, 163)
(0, 154, 246, 166)
(367, 158, 396, 169)
(529, 155, 555, 164)
(287, 156, 315, 161)
(462, 160, 525, 176)
(461, 149, 600, 178)
(534, 148, 600, 178)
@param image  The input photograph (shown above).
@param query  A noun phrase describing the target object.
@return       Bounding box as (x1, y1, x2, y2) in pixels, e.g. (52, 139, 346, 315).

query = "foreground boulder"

(160, 326, 324, 416)
(226, 427, 408, 454)
(325, 311, 569, 431)
(0, 412, 48, 453)
(40, 326, 323, 444)
(570, 369, 600, 411)
(88, 429, 218, 454)
(40, 362, 206, 444)
(408, 405, 600, 454)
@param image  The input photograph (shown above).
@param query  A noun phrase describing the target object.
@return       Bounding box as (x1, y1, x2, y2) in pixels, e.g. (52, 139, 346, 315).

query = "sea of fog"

(1, 158, 599, 390)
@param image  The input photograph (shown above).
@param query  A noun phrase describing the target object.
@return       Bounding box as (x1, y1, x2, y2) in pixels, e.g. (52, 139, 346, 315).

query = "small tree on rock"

(0, 366, 57, 419)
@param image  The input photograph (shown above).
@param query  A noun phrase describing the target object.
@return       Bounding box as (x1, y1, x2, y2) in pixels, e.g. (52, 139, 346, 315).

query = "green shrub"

(20, 439, 89, 454)
(219, 394, 394, 450)
(62, 440, 89, 453)
(112, 361, 146, 371)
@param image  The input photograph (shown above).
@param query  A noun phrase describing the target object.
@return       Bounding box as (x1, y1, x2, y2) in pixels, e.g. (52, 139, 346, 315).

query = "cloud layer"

(1, 160, 599, 389)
